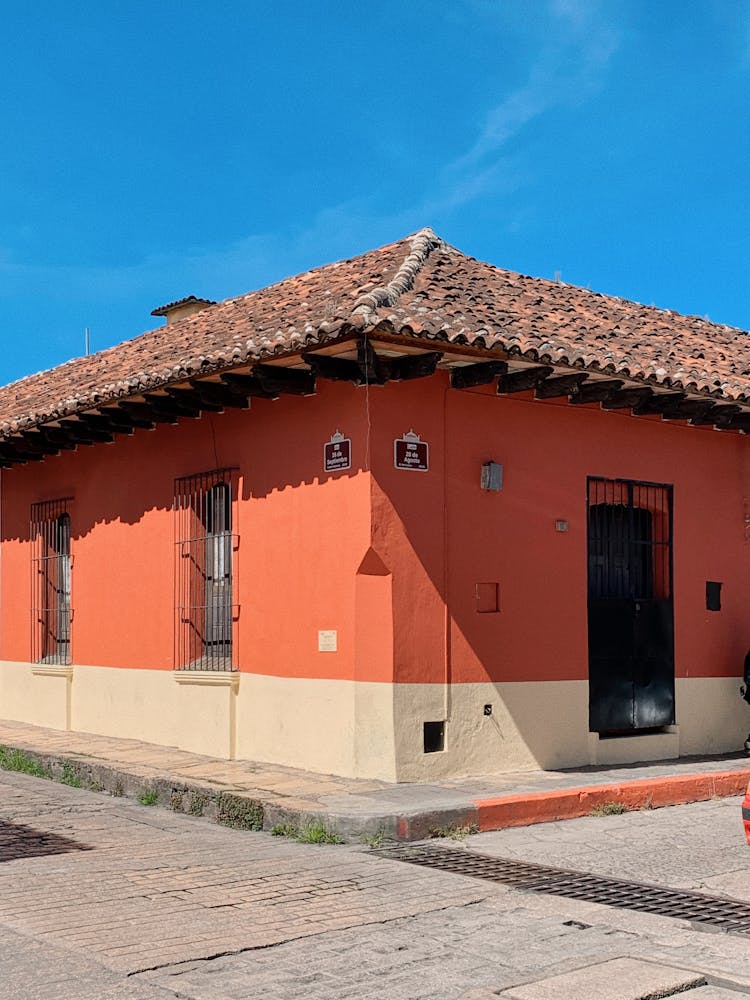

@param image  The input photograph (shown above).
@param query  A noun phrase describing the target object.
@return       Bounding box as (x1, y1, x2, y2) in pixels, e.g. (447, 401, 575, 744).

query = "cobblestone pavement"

(3, 771, 750, 998)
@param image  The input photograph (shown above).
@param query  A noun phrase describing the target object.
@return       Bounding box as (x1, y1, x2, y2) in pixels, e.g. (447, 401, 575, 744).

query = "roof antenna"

(554, 270, 562, 284)
(85, 327, 90, 356)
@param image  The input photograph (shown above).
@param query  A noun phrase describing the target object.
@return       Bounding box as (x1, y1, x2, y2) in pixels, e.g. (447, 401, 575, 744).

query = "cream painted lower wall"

(236, 673, 355, 777)
(0, 662, 746, 779)
(588, 728, 680, 766)
(174, 671, 239, 759)
(393, 680, 591, 781)
(74, 664, 178, 747)
(0, 661, 71, 732)
(394, 677, 749, 780)
(675, 676, 749, 755)
(235, 674, 400, 780)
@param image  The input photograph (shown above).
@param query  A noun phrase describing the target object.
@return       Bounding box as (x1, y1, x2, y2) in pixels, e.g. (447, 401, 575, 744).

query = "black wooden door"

(587, 478, 674, 733)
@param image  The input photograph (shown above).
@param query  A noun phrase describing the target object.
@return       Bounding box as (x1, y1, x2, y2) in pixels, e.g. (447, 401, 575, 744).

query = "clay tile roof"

(1, 227, 749, 436)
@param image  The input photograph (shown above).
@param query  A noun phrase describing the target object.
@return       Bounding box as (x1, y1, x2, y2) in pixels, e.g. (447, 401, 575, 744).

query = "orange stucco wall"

(367, 374, 750, 686)
(0, 380, 372, 679)
(1, 371, 748, 689)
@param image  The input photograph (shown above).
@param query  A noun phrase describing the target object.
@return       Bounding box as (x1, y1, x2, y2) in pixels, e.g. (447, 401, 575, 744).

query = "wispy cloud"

(273, 3, 622, 257)
(440, 0, 620, 208)
(0, 0, 622, 362)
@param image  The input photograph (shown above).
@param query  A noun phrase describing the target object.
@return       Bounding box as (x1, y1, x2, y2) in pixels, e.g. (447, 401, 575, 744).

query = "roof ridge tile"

(351, 227, 442, 320)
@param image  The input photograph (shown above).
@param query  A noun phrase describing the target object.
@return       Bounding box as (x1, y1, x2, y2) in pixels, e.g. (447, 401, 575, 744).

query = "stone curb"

(0, 746, 265, 832)
(472, 768, 750, 830)
(0, 742, 748, 844)
(0, 741, 481, 843)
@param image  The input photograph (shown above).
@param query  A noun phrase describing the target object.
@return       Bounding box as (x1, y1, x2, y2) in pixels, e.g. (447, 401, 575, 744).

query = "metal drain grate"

(378, 844, 750, 934)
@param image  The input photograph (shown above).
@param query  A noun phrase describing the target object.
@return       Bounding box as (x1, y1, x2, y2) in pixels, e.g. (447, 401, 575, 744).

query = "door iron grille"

(31, 499, 72, 665)
(174, 468, 238, 671)
(587, 478, 674, 732)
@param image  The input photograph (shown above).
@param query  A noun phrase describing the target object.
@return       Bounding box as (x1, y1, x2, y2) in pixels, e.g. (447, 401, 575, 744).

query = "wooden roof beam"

(721, 412, 750, 433)
(118, 400, 180, 425)
(98, 406, 155, 431)
(305, 338, 442, 386)
(569, 379, 624, 405)
(632, 392, 686, 416)
(9, 434, 56, 460)
(253, 365, 315, 396)
(600, 386, 654, 410)
(164, 387, 224, 413)
(59, 419, 113, 444)
(384, 351, 443, 382)
(302, 353, 364, 384)
(220, 372, 279, 399)
(356, 335, 388, 385)
(189, 380, 250, 409)
(659, 397, 716, 422)
(497, 366, 553, 394)
(450, 360, 507, 390)
(26, 427, 74, 452)
(535, 373, 589, 400)
(53, 422, 94, 446)
(78, 412, 135, 436)
(693, 404, 741, 427)
(143, 393, 201, 420)
(0, 441, 42, 463)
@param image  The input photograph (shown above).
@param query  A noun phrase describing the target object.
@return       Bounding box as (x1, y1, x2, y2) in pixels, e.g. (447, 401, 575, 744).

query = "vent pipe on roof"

(151, 296, 216, 325)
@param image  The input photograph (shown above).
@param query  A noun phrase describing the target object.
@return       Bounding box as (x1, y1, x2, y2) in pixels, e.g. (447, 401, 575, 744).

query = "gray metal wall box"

(481, 461, 503, 491)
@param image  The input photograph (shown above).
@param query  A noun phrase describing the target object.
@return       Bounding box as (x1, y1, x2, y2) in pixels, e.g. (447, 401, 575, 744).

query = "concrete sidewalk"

(0, 718, 748, 841)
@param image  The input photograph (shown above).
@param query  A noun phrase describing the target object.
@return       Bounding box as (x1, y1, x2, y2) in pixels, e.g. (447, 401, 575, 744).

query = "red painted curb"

(472, 769, 750, 832)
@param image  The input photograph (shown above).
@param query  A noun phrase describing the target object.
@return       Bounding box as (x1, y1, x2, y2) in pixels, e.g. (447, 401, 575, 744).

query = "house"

(0, 227, 748, 781)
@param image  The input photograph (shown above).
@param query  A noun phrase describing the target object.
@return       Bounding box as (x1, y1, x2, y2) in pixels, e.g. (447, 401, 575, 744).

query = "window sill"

(31, 663, 73, 678)
(172, 670, 239, 687)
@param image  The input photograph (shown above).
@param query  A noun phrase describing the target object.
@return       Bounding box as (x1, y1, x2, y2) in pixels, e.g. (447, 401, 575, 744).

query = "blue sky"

(1, 1, 748, 383)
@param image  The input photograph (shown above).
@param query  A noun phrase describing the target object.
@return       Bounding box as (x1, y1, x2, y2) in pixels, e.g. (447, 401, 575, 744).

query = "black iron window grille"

(587, 478, 673, 602)
(174, 468, 238, 671)
(31, 499, 73, 665)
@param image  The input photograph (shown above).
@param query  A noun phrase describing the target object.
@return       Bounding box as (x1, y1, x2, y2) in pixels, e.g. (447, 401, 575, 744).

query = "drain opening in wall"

(423, 721, 445, 753)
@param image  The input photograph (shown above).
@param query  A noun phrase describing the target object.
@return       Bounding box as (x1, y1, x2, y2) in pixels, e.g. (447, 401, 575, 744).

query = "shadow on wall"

(368, 374, 750, 771)
(1, 379, 372, 542)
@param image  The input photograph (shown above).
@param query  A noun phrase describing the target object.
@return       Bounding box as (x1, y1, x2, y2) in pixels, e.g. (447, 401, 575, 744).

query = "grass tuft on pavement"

(589, 801, 629, 816)
(0, 746, 51, 779)
(271, 819, 343, 844)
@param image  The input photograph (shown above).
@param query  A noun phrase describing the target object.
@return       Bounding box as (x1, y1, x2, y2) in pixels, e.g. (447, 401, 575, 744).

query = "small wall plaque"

(318, 629, 338, 652)
(394, 430, 429, 472)
(324, 431, 351, 473)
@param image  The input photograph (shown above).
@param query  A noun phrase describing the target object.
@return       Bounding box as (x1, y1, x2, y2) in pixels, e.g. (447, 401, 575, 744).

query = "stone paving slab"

(0, 718, 748, 841)
(499, 957, 706, 999)
(689, 990, 750, 999)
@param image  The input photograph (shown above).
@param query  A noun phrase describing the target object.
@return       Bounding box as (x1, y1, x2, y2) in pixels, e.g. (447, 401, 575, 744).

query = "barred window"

(174, 469, 238, 671)
(31, 499, 72, 665)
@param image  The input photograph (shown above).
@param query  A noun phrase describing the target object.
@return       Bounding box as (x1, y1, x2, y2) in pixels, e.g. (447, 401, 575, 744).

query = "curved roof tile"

(1, 228, 749, 435)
